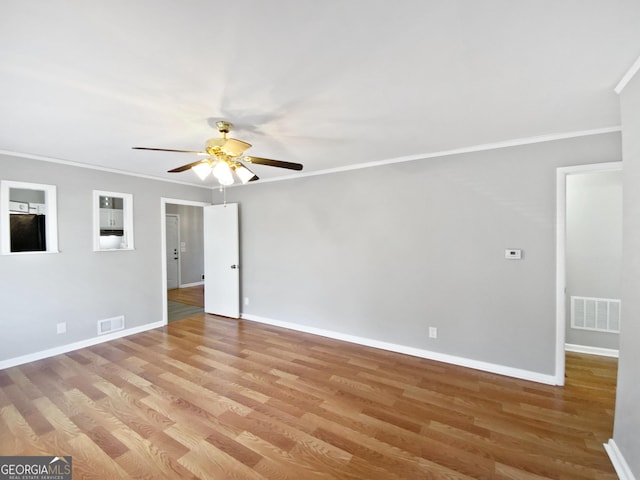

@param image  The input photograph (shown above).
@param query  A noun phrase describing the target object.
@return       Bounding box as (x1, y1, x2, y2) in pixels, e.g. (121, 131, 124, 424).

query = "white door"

(204, 203, 239, 318)
(166, 214, 180, 290)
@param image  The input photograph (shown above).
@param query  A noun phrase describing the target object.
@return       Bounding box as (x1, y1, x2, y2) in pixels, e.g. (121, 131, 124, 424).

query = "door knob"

(230, 264, 238, 269)
(174, 257, 179, 260)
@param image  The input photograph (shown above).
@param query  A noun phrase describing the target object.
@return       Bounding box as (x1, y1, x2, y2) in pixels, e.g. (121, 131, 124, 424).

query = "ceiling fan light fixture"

(135, 119, 303, 181)
(233, 163, 258, 184)
(212, 159, 234, 186)
(192, 161, 212, 180)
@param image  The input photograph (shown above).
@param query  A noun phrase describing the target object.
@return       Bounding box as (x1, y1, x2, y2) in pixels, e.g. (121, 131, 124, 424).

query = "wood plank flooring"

(168, 285, 204, 307)
(168, 285, 205, 322)
(0, 311, 617, 479)
(168, 301, 204, 323)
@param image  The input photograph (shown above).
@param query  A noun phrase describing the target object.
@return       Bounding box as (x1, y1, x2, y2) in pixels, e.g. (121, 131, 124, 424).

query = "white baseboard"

(565, 343, 619, 358)
(0, 320, 166, 370)
(179, 281, 204, 288)
(1, 311, 562, 386)
(604, 439, 637, 480)
(241, 314, 558, 385)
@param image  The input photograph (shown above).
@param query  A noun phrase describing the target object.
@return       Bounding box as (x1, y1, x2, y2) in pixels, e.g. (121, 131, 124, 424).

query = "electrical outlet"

(505, 249, 522, 259)
(244, 297, 250, 306)
(428, 326, 437, 339)
(57, 322, 67, 334)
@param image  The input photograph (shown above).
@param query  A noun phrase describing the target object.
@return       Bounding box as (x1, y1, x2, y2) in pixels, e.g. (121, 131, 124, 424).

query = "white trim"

(252, 126, 622, 185)
(557, 162, 624, 175)
(615, 55, 640, 95)
(180, 281, 204, 288)
(160, 198, 210, 326)
(555, 161, 623, 386)
(565, 343, 619, 358)
(2, 127, 621, 188)
(555, 170, 568, 386)
(604, 439, 637, 480)
(241, 314, 558, 385)
(1, 180, 59, 254)
(0, 320, 165, 370)
(93, 190, 135, 251)
(0, 150, 213, 190)
(162, 197, 213, 208)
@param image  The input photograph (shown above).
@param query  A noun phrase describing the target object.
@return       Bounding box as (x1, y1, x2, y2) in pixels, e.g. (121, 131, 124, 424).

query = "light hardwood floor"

(167, 285, 204, 307)
(0, 309, 617, 479)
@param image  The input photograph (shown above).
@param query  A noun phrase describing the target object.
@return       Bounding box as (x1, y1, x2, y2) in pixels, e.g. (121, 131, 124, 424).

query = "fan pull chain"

(220, 185, 227, 206)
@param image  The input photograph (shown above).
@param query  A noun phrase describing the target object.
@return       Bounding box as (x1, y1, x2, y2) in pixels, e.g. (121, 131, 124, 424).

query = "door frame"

(165, 213, 181, 290)
(160, 198, 210, 325)
(555, 161, 622, 385)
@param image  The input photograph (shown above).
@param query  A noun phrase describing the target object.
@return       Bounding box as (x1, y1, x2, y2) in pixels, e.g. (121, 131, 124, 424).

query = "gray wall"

(0, 154, 211, 361)
(226, 133, 621, 376)
(166, 203, 204, 285)
(615, 69, 640, 476)
(566, 171, 621, 350)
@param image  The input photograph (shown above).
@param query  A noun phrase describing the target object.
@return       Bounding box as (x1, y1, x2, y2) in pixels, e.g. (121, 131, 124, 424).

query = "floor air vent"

(571, 296, 620, 333)
(97, 315, 125, 335)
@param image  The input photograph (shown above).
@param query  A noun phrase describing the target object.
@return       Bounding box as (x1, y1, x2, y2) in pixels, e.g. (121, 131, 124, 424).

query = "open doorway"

(556, 162, 622, 385)
(166, 213, 180, 290)
(565, 171, 622, 355)
(160, 198, 210, 325)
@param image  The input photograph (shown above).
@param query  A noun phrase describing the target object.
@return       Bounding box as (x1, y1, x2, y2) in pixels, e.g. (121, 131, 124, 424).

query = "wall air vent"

(571, 296, 620, 333)
(97, 315, 125, 335)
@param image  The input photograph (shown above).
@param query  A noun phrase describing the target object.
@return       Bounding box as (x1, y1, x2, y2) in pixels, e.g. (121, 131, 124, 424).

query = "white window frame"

(93, 190, 135, 251)
(0, 180, 59, 255)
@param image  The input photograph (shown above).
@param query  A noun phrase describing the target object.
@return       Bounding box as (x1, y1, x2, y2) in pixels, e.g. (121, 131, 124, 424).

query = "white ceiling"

(1, 1, 639, 187)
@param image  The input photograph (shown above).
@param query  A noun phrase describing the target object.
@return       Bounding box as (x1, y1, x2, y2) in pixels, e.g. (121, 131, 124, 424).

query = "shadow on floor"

(168, 301, 204, 323)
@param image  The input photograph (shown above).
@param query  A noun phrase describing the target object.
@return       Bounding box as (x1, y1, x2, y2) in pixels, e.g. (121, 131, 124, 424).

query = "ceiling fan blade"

(244, 156, 303, 171)
(221, 138, 252, 156)
(132, 147, 207, 156)
(168, 159, 208, 173)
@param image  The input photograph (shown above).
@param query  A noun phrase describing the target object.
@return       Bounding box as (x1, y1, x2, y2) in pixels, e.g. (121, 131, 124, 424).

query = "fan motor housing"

(216, 121, 231, 133)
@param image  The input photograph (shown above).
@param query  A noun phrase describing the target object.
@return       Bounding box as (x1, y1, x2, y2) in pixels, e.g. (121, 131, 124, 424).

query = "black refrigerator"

(10, 214, 46, 252)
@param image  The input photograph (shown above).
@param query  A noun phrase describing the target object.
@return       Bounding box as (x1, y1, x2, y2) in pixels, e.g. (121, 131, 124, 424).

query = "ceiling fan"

(132, 121, 303, 185)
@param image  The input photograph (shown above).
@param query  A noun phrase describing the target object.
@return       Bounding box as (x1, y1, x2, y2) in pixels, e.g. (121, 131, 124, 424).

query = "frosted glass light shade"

(192, 162, 212, 180)
(212, 160, 234, 186)
(234, 164, 257, 184)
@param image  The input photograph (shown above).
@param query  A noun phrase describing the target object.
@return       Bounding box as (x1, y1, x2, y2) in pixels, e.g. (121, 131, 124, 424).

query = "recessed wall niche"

(93, 190, 134, 251)
(0, 180, 59, 254)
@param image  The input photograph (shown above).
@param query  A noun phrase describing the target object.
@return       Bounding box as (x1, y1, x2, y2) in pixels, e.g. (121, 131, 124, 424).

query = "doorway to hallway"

(166, 214, 180, 290)
(161, 198, 209, 325)
(167, 284, 204, 322)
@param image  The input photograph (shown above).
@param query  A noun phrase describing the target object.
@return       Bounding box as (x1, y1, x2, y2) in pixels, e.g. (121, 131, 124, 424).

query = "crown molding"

(254, 126, 622, 185)
(0, 149, 215, 190)
(615, 54, 640, 94)
(1, 125, 621, 188)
